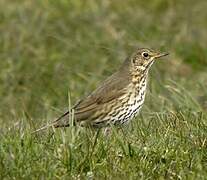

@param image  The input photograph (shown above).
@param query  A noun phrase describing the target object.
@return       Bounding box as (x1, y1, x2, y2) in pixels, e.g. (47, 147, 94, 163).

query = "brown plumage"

(33, 48, 168, 133)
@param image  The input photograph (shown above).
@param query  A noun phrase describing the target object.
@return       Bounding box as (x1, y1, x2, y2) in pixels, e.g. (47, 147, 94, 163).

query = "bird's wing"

(75, 71, 129, 115)
(54, 70, 130, 127)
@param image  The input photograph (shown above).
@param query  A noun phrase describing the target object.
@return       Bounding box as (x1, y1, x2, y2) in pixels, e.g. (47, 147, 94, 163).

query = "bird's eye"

(142, 52, 149, 58)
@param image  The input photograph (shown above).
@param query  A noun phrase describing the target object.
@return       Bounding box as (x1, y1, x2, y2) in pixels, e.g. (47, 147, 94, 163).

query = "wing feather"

(74, 71, 129, 117)
(55, 70, 130, 127)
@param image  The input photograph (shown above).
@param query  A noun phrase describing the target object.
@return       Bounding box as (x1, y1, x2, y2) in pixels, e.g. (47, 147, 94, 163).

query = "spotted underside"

(86, 77, 147, 127)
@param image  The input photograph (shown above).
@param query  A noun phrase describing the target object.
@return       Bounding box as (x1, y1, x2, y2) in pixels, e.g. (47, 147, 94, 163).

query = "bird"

(33, 48, 168, 133)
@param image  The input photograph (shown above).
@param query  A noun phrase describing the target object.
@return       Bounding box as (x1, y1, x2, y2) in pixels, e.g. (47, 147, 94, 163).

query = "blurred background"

(0, 0, 207, 129)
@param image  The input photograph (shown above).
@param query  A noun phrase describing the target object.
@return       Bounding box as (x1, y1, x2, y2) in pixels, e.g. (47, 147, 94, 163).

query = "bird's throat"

(131, 70, 148, 86)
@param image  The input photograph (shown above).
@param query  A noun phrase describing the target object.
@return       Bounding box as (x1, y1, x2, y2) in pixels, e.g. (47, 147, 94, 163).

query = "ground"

(0, 0, 207, 179)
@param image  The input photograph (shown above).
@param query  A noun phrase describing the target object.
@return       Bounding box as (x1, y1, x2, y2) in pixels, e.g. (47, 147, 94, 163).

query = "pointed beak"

(154, 52, 169, 59)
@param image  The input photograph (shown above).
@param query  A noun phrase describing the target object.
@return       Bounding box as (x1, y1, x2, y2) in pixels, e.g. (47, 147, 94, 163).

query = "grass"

(0, 0, 207, 179)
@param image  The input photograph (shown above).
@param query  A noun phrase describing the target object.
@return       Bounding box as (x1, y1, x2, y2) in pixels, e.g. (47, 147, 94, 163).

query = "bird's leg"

(103, 127, 112, 136)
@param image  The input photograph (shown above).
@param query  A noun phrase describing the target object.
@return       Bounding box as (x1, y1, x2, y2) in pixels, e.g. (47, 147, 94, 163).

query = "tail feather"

(31, 111, 70, 134)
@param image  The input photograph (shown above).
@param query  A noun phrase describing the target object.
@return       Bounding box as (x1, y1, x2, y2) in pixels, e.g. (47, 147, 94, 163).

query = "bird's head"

(130, 48, 169, 74)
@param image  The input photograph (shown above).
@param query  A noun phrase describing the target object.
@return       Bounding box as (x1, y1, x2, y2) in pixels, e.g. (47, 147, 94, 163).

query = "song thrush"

(33, 48, 168, 133)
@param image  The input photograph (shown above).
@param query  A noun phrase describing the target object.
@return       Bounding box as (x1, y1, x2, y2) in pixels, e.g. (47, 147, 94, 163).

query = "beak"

(154, 52, 169, 59)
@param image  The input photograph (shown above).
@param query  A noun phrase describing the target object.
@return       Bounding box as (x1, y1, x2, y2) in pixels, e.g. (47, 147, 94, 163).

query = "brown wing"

(75, 59, 131, 111)
(74, 74, 129, 120)
(54, 70, 130, 127)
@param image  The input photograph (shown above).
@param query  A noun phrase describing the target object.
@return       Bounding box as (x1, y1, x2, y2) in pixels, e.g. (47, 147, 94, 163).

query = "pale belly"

(112, 90, 146, 125)
(92, 83, 147, 127)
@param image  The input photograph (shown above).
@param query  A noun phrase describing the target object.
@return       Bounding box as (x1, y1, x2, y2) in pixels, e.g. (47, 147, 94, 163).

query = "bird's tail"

(31, 111, 70, 134)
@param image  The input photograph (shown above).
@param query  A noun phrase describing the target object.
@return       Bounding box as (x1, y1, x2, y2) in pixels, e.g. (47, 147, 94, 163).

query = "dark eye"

(142, 52, 149, 58)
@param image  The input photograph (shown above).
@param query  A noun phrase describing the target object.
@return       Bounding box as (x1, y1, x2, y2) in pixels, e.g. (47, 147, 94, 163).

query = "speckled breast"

(112, 81, 147, 125)
(92, 77, 147, 127)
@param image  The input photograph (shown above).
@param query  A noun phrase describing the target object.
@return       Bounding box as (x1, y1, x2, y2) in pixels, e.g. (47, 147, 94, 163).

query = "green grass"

(0, 0, 207, 179)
